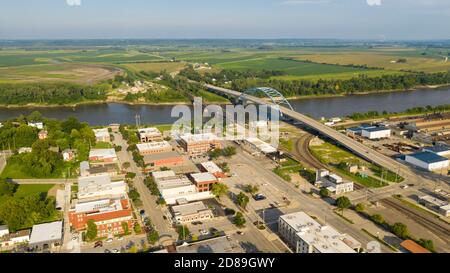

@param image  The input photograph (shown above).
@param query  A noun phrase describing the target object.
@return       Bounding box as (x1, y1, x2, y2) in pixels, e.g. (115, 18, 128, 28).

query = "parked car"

(236, 231, 245, 236)
(106, 238, 114, 243)
(94, 241, 103, 248)
(104, 249, 111, 253)
(253, 194, 267, 201)
(113, 249, 120, 253)
(199, 229, 209, 236)
(192, 221, 203, 226)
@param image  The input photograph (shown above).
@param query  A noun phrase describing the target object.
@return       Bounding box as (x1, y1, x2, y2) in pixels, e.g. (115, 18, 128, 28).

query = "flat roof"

(408, 152, 449, 164)
(176, 236, 244, 253)
(172, 201, 210, 216)
(362, 127, 391, 133)
(29, 221, 63, 245)
(138, 127, 162, 135)
(156, 175, 193, 190)
(200, 161, 223, 173)
(137, 141, 172, 151)
(400, 240, 431, 254)
(152, 170, 177, 180)
(89, 149, 117, 158)
(190, 173, 218, 183)
(180, 133, 220, 143)
(419, 195, 448, 207)
(144, 151, 182, 161)
(93, 128, 110, 137)
(423, 145, 450, 154)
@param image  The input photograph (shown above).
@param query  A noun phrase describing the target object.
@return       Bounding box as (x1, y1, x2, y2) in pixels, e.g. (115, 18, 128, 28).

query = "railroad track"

(381, 198, 450, 244)
(292, 133, 365, 190)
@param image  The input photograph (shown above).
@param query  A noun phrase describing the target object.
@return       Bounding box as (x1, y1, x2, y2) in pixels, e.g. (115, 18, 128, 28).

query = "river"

(0, 88, 449, 125)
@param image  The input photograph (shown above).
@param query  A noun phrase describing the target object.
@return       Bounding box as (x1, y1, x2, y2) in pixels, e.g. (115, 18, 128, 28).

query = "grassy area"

(197, 90, 230, 103)
(279, 138, 294, 152)
(0, 184, 55, 204)
(370, 166, 405, 183)
(0, 160, 35, 179)
(94, 141, 113, 149)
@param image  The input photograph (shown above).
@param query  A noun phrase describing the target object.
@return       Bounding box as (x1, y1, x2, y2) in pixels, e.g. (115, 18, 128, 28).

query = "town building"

(0, 228, 31, 249)
(171, 201, 214, 224)
(152, 171, 213, 205)
(243, 137, 277, 155)
(136, 141, 173, 156)
(28, 122, 44, 130)
(176, 236, 245, 253)
(77, 175, 127, 201)
(423, 145, 450, 157)
(278, 212, 359, 253)
(361, 127, 391, 140)
(93, 128, 111, 143)
(200, 161, 227, 178)
(89, 149, 118, 163)
(190, 173, 219, 192)
(138, 128, 163, 143)
(69, 197, 133, 237)
(405, 152, 450, 171)
(18, 147, 32, 154)
(179, 133, 221, 156)
(315, 170, 354, 195)
(109, 124, 120, 133)
(143, 151, 185, 172)
(418, 195, 450, 217)
(38, 130, 48, 140)
(29, 221, 63, 251)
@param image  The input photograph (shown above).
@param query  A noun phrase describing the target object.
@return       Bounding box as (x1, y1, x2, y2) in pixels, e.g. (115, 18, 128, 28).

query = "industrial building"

(361, 127, 391, 140)
(405, 151, 450, 171)
(171, 201, 214, 224)
(138, 127, 163, 143)
(179, 133, 222, 156)
(200, 161, 227, 178)
(278, 212, 360, 253)
(29, 221, 63, 251)
(418, 195, 450, 217)
(243, 137, 277, 155)
(137, 141, 173, 156)
(315, 170, 354, 195)
(423, 145, 450, 157)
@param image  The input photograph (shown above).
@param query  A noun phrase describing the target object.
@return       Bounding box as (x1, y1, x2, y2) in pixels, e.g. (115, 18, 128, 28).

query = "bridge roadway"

(205, 84, 450, 188)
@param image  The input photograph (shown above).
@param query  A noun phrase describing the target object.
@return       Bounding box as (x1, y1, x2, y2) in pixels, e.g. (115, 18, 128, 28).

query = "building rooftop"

(93, 128, 110, 138)
(423, 145, 450, 154)
(89, 149, 117, 158)
(400, 240, 431, 254)
(180, 133, 220, 143)
(408, 151, 449, 164)
(419, 195, 448, 207)
(190, 173, 218, 183)
(29, 221, 63, 245)
(245, 137, 277, 154)
(152, 170, 177, 180)
(362, 126, 391, 133)
(74, 197, 128, 214)
(144, 151, 182, 162)
(172, 201, 210, 217)
(280, 211, 356, 253)
(200, 161, 223, 174)
(137, 141, 172, 152)
(138, 127, 162, 137)
(176, 236, 244, 254)
(78, 175, 126, 199)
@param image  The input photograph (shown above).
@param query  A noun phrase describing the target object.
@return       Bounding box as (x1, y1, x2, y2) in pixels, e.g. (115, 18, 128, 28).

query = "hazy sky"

(0, 0, 449, 40)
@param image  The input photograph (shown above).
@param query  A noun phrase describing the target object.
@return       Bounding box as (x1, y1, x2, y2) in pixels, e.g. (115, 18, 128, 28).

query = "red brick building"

(189, 173, 219, 192)
(69, 198, 133, 237)
(143, 151, 185, 172)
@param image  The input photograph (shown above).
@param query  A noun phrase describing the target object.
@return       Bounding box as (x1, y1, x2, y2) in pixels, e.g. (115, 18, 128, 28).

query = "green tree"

(370, 214, 385, 225)
(418, 239, 435, 252)
(237, 192, 250, 210)
(233, 212, 246, 228)
(336, 196, 352, 215)
(319, 188, 330, 198)
(355, 203, 365, 213)
(177, 225, 191, 241)
(391, 222, 409, 239)
(0, 179, 16, 197)
(122, 222, 130, 235)
(147, 230, 159, 245)
(211, 183, 229, 200)
(244, 184, 260, 195)
(86, 220, 98, 241)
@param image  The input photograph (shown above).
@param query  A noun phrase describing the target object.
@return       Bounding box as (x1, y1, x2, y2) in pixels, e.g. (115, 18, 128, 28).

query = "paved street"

(112, 131, 178, 246)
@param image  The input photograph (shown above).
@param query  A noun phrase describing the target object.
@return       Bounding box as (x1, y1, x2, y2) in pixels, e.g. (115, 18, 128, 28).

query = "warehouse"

(423, 145, 450, 157)
(361, 127, 391, 140)
(405, 152, 450, 171)
(143, 151, 185, 172)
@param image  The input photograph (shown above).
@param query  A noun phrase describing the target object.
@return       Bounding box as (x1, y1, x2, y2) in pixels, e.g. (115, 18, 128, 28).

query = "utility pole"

(135, 114, 141, 129)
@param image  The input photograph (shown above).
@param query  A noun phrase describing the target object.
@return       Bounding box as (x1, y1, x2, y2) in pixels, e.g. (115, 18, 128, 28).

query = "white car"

(106, 238, 114, 243)
(117, 237, 124, 241)
(113, 249, 120, 253)
(199, 229, 209, 236)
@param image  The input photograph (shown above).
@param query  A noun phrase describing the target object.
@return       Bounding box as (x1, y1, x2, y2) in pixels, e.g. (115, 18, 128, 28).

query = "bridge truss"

(239, 87, 294, 116)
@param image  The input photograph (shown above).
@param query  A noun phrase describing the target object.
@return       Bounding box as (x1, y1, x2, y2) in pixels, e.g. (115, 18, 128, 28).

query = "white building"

(28, 122, 44, 130)
(418, 195, 450, 217)
(0, 226, 9, 238)
(278, 212, 359, 253)
(405, 152, 450, 171)
(0, 227, 30, 249)
(244, 137, 277, 155)
(93, 128, 111, 142)
(138, 128, 163, 143)
(136, 141, 172, 155)
(29, 221, 63, 250)
(315, 170, 354, 195)
(361, 127, 391, 140)
(171, 201, 214, 224)
(89, 149, 118, 163)
(152, 171, 213, 205)
(78, 175, 127, 201)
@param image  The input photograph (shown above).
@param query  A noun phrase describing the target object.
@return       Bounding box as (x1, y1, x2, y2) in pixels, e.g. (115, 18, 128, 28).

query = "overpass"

(205, 84, 421, 181)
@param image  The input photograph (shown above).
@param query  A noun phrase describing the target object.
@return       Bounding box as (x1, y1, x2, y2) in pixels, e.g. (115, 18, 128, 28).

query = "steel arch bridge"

(239, 87, 294, 116)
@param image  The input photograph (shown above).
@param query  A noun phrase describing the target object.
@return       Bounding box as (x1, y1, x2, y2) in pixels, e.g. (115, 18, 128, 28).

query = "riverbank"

(285, 83, 450, 101)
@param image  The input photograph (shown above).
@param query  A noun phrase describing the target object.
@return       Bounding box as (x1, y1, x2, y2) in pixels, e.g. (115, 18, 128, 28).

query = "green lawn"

(0, 184, 55, 204)
(94, 142, 113, 149)
(0, 160, 34, 179)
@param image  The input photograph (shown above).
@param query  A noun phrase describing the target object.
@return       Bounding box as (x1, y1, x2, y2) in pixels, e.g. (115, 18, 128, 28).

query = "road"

(112, 131, 178, 246)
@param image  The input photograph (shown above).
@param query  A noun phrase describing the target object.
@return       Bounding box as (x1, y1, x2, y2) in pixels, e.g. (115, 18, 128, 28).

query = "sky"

(0, 0, 449, 40)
